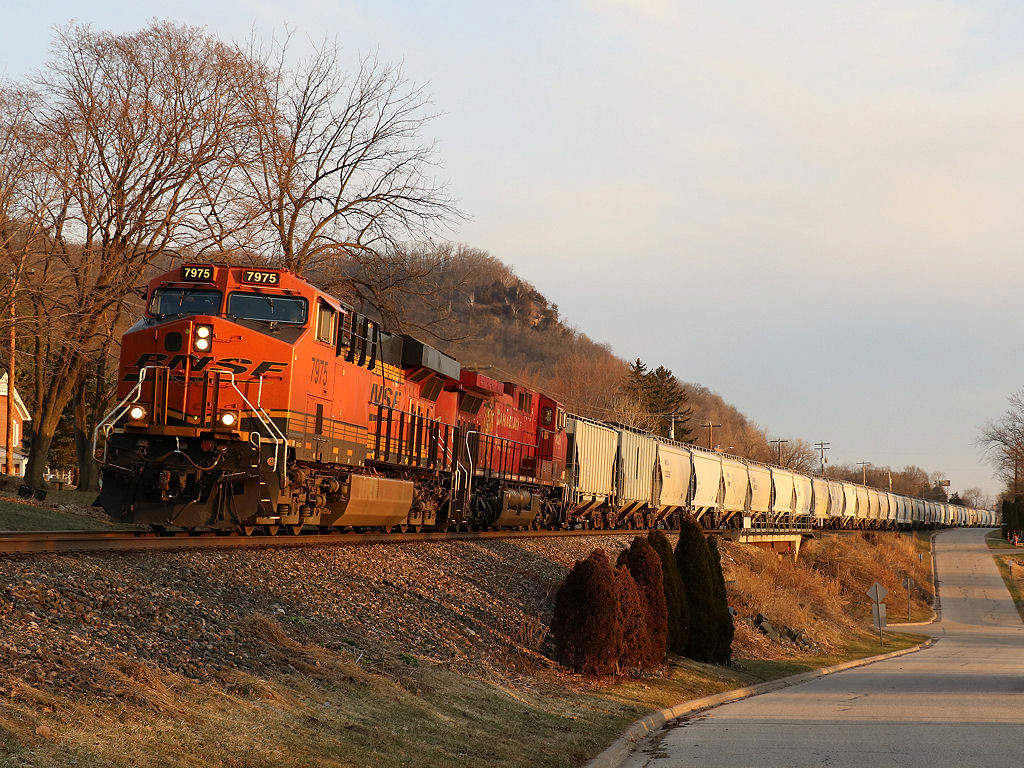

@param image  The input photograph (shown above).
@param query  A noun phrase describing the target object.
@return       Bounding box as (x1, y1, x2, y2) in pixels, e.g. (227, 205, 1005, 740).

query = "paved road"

(622, 528, 1024, 768)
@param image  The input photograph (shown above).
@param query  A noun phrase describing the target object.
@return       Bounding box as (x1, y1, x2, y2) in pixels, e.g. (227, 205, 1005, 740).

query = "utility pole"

(700, 420, 722, 450)
(857, 461, 871, 485)
(814, 441, 830, 475)
(770, 438, 789, 466)
(4, 269, 15, 476)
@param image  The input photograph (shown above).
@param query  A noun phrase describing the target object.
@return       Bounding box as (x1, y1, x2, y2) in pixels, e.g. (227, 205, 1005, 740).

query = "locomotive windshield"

(226, 292, 308, 324)
(149, 289, 222, 318)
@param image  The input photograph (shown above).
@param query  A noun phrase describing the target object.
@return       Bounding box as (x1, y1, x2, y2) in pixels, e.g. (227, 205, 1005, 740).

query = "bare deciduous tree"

(978, 389, 1024, 498)
(19, 21, 260, 486)
(239, 36, 460, 282)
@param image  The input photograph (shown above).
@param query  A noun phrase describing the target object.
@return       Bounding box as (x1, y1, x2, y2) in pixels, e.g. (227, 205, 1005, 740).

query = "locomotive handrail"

(435, 426, 454, 468)
(462, 430, 541, 513)
(92, 365, 160, 466)
(210, 368, 288, 485)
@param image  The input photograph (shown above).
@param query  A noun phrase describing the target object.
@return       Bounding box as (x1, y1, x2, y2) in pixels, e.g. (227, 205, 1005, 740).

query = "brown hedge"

(614, 565, 647, 673)
(624, 536, 668, 668)
(648, 529, 690, 654)
(706, 535, 734, 664)
(675, 514, 718, 662)
(551, 548, 622, 676)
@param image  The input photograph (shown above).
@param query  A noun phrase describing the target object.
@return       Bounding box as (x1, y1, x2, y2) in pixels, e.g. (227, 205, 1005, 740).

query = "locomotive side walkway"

(616, 528, 1024, 768)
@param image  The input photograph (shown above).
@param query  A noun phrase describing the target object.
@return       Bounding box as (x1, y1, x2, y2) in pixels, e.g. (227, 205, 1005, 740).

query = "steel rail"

(0, 527, 672, 556)
(0, 523, 883, 557)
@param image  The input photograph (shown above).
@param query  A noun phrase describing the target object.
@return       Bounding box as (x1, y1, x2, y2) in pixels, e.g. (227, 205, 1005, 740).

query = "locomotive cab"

(97, 263, 307, 530)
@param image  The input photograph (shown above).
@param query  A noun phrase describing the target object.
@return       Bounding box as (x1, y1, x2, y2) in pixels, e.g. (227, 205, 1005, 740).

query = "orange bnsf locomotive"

(96, 263, 568, 533)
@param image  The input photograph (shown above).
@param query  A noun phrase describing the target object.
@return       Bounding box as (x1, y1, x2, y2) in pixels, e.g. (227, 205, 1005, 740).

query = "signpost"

(867, 582, 887, 647)
(903, 576, 914, 621)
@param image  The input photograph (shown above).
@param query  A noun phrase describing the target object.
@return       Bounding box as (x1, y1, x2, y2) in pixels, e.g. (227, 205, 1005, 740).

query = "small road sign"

(872, 602, 887, 629)
(867, 582, 888, 603)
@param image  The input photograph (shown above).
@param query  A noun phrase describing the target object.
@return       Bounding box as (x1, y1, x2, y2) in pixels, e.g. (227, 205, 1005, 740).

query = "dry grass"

(0, 533, 934, 767)
(723, 532, 933, 658)
(987, 532, 1024, 624)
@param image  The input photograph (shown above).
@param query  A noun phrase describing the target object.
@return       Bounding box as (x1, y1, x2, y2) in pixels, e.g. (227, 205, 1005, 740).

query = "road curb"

(584, 639, 937, 768)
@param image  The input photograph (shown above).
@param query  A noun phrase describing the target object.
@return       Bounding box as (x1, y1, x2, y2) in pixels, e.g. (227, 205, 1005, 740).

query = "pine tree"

(646, 366, 693, 441)
(622, 359, 649, 405)
(648, 529, 689, 654)
(619, 359, 693, 441)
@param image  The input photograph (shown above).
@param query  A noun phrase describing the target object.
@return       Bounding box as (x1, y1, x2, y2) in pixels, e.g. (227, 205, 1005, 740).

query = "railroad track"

(0, 523, 867, 556)
(0, 526, 669, 556)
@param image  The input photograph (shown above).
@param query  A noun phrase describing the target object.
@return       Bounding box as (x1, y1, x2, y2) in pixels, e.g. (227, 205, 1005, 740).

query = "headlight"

(128, 405, 148, 424)
(193, 325, 213, 352)
(216, 410, 239, 430)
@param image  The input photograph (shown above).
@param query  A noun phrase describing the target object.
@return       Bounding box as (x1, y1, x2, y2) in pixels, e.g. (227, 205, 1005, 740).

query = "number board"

(182, 265, 215, 282)
(241, 269, 281, 286)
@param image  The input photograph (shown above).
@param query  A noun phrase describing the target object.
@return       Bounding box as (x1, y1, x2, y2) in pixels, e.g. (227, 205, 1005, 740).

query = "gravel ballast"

(0, 535, 640, 698)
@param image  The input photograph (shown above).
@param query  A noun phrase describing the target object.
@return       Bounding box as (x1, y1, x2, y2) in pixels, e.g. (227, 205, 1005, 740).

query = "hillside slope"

(0, 532, 932, 767)
(338, 243, 954, 487)
(344, 244, 775, 460)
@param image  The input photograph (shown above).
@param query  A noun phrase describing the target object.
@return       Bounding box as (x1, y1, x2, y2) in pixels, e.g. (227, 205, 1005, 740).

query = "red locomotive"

(96, 263, 567, 533)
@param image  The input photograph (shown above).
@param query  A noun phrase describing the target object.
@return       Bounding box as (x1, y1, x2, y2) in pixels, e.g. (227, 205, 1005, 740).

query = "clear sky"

(4, 1, 1021, 499)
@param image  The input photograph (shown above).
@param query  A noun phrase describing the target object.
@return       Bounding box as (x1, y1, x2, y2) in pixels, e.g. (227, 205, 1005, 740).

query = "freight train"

(95, 263, 998, 534)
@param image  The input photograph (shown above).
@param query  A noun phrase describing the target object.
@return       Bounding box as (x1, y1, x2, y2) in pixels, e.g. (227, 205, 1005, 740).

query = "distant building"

(0, 371, 30, 476)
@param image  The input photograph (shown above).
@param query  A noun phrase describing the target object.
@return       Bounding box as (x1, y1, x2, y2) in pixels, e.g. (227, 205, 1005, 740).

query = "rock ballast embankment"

(0, 536, 638, 697)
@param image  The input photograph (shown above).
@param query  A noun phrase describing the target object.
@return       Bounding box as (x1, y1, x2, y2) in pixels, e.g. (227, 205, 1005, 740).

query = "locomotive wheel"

(287, 525, 304, 536)
(382, 525, 393, 534)
(265, 525, 280, 536)
(238, 525, 256, 537)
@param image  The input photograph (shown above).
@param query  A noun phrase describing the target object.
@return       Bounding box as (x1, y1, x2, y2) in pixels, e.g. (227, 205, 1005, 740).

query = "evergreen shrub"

(648, 528, 689, 653)
(624, 536, 668, 667)
(551, 548, 622, 676)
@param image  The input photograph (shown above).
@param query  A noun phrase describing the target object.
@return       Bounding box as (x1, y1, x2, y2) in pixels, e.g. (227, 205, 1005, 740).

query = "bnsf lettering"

(217, 358, 253, 375)
(311, 357, 329, 385)
(371, 383, 403, 408)
(125, 354, 286, 380)
(252, 361, 288, 377)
